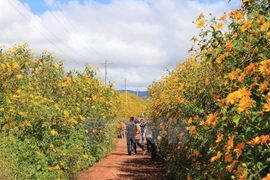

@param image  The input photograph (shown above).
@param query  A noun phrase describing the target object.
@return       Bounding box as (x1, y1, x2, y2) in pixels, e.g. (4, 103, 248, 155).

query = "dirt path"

(76, 138, 166, 180)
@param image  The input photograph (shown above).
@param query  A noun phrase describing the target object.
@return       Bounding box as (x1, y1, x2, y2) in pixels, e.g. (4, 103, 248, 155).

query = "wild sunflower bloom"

(263, 101, 270, 112)
(237, 97, 255, 114)
(216, 54, 225, 63)
(51, 129, 58, 135)
(234, 142, 245, 156)
(235, 11, 245, 21)
(226, 41, 233, 51)
(226, 160, 237, 172)
(216, 133, 224, 143)
(63, 110, 69, 118)
(228, 68, 241, 80)
(54, 104, 61, 110)
(206, 112, 218, 126)
(259, 135, 269, 144)
(246, 136, 260, 145)
(227, 135, 235, 150)
(224, 153, 233, 163)
(245, 63, 256, 75)
(258, 81, 268, 93)
(261, 23, 269, 31)
(54, 164, 60, 170)
(215, 22, 224, 29)
(226, 90, 242, 105)
(241, 20, 252, 32)
(210, 151, 221, 162)
(262, 174, 270, 180)
(196, 13, 204, 21)
(196, 19, 206, 28)
(219, 14, 227, 21)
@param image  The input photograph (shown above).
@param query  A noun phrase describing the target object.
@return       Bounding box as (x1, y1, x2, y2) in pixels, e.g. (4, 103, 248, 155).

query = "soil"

(76, 138, 166, 180)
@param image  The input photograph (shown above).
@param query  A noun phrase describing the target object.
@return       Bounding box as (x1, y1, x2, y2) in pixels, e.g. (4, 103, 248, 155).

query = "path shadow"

(111, 152, 130, 156)
(117, 156, 166, 180)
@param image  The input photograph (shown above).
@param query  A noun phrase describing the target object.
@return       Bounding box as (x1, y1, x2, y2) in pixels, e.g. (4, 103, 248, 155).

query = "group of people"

(126, 116, 147, 155)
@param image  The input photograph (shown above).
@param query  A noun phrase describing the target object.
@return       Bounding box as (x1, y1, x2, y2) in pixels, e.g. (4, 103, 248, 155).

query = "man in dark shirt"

(126, 117, 136, 155)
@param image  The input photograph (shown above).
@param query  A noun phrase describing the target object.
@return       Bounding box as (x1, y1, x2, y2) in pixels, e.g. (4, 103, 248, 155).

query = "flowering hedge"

(0, 44, 120, 179)
(148, 0, 269, 179)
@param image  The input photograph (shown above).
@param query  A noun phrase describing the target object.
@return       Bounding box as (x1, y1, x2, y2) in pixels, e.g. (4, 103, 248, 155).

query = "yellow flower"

(246, 136, 260, 145)
(241, 20, 252, 32)
(196, 19, 206, 28)
(258, 81, 268, 93)
(219, 14, 227, 21)
(16, 74, 22, 79)
(228, 69, 241, 80)
(210, 151, 221, 162)
(54, 164, 60, 170)
(226, 160, 237, 172)
(0, 108, 4, 111)
(64, 110, 69, 118)
(261, 173, 270, 180)
(196, 13, 204, 21)
(216, 133, 224, 143)
(237, 97, 255, 114)
(227, 135, 235, 150)
(83, 154, 88, 159)
(79, 115, 85, 121)
(215, 22, 224, 29)
(226, 41, 233, 51)
(51, 129, 58, 135)
(206, 112, 218, 126)
(216, 54, 225, 63)
(263, 101, 270, 112)
(235, 11, 245, 21)
(261, 23, 269, 31)
(54, 104, 61, 110)
(226, 91, 242, 105)
(91, 105, 96, 109)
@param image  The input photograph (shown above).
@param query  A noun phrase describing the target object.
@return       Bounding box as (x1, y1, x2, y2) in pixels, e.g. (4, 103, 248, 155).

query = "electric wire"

(6, 0, 83, 66)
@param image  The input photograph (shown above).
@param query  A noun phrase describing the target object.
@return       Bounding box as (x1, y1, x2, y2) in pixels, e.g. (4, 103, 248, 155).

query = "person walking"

(126, 117, 136, 155)
(140, 118, 146, 146)
(133, 119, 147, 155)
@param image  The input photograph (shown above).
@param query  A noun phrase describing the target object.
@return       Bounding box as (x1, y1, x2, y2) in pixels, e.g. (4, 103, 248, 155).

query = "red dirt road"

(77, 138, 166, 180)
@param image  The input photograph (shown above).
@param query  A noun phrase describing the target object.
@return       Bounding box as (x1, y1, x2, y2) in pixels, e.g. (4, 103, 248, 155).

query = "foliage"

(148, 0, 270, 179)
(0, 44, 120, 179)
(117, 92, 148, 120)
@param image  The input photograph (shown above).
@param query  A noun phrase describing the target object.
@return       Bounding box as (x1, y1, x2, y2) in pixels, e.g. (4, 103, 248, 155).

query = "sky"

(0, 0, 241, 91)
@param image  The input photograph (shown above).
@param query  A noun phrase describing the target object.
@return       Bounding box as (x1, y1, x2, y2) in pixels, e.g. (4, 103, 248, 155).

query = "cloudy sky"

(0, 0, 241, 91)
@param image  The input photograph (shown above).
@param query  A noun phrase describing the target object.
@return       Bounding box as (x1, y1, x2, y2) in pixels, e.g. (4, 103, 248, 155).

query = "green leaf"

(232, 114, 241, 126)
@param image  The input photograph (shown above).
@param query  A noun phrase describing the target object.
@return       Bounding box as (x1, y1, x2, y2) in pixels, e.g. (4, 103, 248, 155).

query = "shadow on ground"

(116, 156, 166, 180)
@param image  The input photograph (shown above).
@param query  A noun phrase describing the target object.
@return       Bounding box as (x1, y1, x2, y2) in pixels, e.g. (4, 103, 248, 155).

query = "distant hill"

(118, 90, 148, 98)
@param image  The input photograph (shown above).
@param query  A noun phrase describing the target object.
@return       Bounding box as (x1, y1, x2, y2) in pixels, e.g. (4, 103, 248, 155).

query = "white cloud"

(0, 0, 240, 91)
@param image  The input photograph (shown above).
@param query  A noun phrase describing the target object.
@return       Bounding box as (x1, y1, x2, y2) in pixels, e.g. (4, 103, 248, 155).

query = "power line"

(6, 0, 82, 66)
(20, 1, 90, 62)
(40, 0, 105, 62)
(51, 0, 106, 60)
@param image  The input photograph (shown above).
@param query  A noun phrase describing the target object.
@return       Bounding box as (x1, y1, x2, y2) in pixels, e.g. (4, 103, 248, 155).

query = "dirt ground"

(76, 138, 166, 180)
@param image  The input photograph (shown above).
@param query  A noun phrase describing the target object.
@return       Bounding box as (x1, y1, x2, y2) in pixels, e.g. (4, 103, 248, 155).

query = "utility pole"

(125, 79, 127, 105)
(101, 60, 112, 85)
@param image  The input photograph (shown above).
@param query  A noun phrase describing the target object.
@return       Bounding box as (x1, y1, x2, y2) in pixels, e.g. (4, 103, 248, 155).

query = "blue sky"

(20, 0, 222, 14)
(20, 0, 111, 14)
